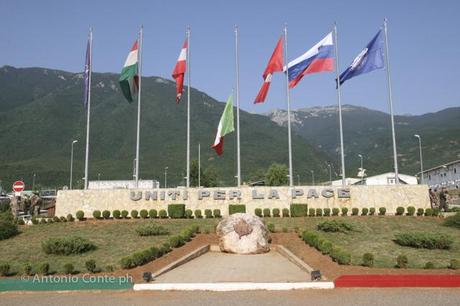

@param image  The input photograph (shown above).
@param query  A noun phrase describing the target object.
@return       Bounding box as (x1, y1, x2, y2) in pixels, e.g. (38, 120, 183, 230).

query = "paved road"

(1, 288, 460, 306)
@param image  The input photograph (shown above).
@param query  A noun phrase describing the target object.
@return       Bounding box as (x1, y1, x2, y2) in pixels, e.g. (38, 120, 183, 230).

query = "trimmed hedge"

(159, 210, 168, 218)
(424, 208, 433, 216)
(302, 230, 351, 265)
(406, 206, 416, 216)
(76, 210, 84, 221)
(194, 209, 202, 218)
(213, 209, 222, 218)
(92, 210, 101, 219)
(324, 208, 331, 217)
(204, 209, 213, 218)
(42, 236, 96, 255)
(102, 210, 111, 219)
(121, 210, 129, 218)
(263, 208, 271, 217)
(443, 212, 460, 229)
(272, 208, 280, 217)
(341, 207, 348, 216)
(185, 209, 193, 218)
(113, 210, 121, 219)
(168, 204, 185, 218)
(369, 207, 376, 216)
(351, 208, 359, 216)
(149, 209, 158, 218)
(229, 204, 246, 215)
(136, 224, 169, 236)
(394, 232, 453, 249)
(131, 210, 139, 219)
(282, 208, 290, 217)
(317, 220, 354, 233)
(308, 208, 315, 217)
(254, 208, 262, 217)
(378, 207, 386, 216)
(332, 208, 340, 216)
(140, 209, 148, 219)
(290, 204, 308, 217)
(417, 208, 424, 216)
(396, 207, 405, 216)
(361, 208, 369, 216)
(316, 208, 323, 217)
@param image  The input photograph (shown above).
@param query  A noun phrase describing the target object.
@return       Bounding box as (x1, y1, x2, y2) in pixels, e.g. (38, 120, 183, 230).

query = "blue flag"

(338, 29, 384, 85)
(83, 37, 91, 109)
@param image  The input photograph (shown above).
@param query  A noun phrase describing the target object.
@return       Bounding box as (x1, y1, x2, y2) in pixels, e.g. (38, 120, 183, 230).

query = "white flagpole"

(383, 18, 399, 184)
(333, 23, 346, 186)
(186, 26, 191, 188)
(135, 26, 143, 188)
(284, 24, 294, 187)
(84, 28, 92, 190)
(198, 143, 201, 187)
(235, 25, 241, 187)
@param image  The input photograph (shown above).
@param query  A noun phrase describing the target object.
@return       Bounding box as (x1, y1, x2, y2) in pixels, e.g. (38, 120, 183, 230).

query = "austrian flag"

(172, 39, 188, 103)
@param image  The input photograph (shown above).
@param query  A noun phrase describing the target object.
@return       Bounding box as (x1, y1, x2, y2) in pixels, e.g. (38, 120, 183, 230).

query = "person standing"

(429, 188, 438, 208)
(439, 188, 448, 212)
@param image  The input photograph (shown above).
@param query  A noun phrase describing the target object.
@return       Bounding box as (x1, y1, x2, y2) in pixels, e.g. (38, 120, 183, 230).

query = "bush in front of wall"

(159, 210, 168, 219)
(417, 208, 424, 216)
(323, 208, 331, 217)
(424, 208, 433, 217)
(121, 210, 129, 219)
(204, 209, 213, 218)
(369, 207, 376, 216)
(130, 210, 139, 219)
(140, 209, 149, 219)
(185, 209, 193, 219)
(361, 208, 369, 216)
(332, 208, 340, 216)
(213, 209, 222, 218)
(148, 209, 158, 219)
(308, 208, 315, 217)
(272, 208, 280, 217)
(282, 208, 290, 217)
(194, 209, 202, 219)
(92, 210, 101, 219)
(290, 204, 308, 217)
(76, 210, 85, 221)
(406, 206, 416, 216)
(396, 207, 405, 216)
(254, 208, 262, 217)
(263, 208, 271, 217)
(168, 204, 186, 219)
(229, 204, 246, 215)
(102, 210, 111, 219)
(341, 207, 348, 216)
(378, 207, 386, 216)
(113, 210, 121, 219)
(351, 208, 359, 216)
(316, 208, 323, 217)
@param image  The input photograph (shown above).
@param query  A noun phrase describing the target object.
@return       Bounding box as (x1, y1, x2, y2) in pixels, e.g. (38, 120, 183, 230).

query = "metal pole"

(198, 143, 201, 187)
(384, 18, 399, 184)
(132, 158, 136, 180)
(297, 174, 300, 186)
(32, 173, 36, 191)
(328, 163, 332, 185)
(70, 140, 78, 189)
(135, 26, 143, 188)
(415, 134, 424, 184)
(186, 26, 191, 188)
(235, 25, 241, 187)
(283, 24, 293, 187)
(333, 23, 346, 186)
(358, 154, 364, 182)
(164, 167, 168, 188)
(84, 28, 92, 190)
(310, 170, 315, 186)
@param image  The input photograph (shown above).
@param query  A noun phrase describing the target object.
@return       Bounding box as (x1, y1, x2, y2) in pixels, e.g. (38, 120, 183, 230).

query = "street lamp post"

(414, 134, 424, 184)
(310, 170, 315, 186)
(32, 173, 36, 191)
(132, 158, 136, 181)
(70, 140, 78, 190)
(327, 164, 332, 186)
(358, 154, 364, 182)
(164, 167, 168, 189)
(297, 174, 300, 186)
(97, 173, 101, 182)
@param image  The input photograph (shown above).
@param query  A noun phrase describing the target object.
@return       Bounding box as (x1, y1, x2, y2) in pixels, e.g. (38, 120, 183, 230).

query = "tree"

(190, 159, 199, 187)
(265, 163, 288, 186)
(202, 166, 218, 187)
(248, 169, 266, 184)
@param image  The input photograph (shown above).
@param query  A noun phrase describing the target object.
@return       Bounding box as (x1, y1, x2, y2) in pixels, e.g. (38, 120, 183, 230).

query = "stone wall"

(55, 185, 430, 217)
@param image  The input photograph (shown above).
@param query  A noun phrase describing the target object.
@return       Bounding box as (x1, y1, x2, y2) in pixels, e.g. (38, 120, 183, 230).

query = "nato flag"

(83, 38, 91, 109)
(338, 29, 384, 85)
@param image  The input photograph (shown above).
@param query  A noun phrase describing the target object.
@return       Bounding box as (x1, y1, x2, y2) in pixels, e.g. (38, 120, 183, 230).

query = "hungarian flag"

(172, 39, 187, 103)
(211, 94, 234, 156)
(119, 40, 139, 102)
(254, 36, 284, 103)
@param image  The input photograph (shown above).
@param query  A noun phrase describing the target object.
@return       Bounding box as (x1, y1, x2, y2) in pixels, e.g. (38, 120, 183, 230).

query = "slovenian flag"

(211, 94, 234, 156)
(119, 40, 139, 102)
(287, 33, 334, 89)
(172, 39, 187, 103)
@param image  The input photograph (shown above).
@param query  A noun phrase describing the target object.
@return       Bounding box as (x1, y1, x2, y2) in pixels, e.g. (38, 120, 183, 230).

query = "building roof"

(421, 159, 460, 174)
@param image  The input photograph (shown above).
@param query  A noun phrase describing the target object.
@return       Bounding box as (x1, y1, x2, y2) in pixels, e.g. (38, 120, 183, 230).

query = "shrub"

(272, 208, 280, 217)
(53, 216, 60, 222)
(324, 208, 331, 217)
(417, 208, 424, 216)
(131, 210, 139, 219)
(449, 259, 460, 270)
(282, 227, 288, 233)
(443, 212, 460, 229)
(136, 224, 169, 236)
(332, 208, 340, 216)
(0, 263, 10, 276)
(204, 209, 213, 218)
(66, 214, 74, 222)
(102, 210, 111, 219)
(362, 253, 374, 267)
(23, 263, 32, 276)
(121, 210, 129, 218)
(341, 207, 348, 216)
(31, 216, 39, 224)
(76, 210, 84, 221)
(394, 232, 453, 249)
(213, 209, 222, 218)
(424, 208, 433, 216)
(229, 204, 246, 215)
(42, 236, 96, 255)
(424, 262, 435, 269)
(406, 206, 416, 216)
(302, 231, 319, 247)
(254, 208, 262, 217)
(0, 218, 18, 240)
(319, 240, 333, 255)
(396, 255, 408, 268)
(330, 247, 351, 265)
(113, 210, 121, 219)
(105, 265, 114, 272)
(194, 209, 202, 219)
(40, 218, 47, 224)
(290, 204, 308, 217)
(185, 209, 193, 218)
(378, 207, 386, 216)
(396, 206, 405, 216)
(351, 208, 359, 216)
(159, 210, 168, 218)
(148, 209, 158, 219)
(60, 216, 67, 222)
(432, 208, 440, 217)
(263, 208, 271, 217)
(317, 220, 354, 233)
(361, 208, 369, 216)
(369, 207, 376, 216)
(85, 260, 98, 273)
(316, 208, 323, 217)
(168, 204, 185, 218)
(169, 235, 185, 248)
(282, 208, 290, 217)
(63, 263, 75, 274)
(140, 209, 148, 219)
(267, 223, 275, 233)
(38, 262, 50, 275)
(93, 210, 101, 219)
(308, 208, 315, 217)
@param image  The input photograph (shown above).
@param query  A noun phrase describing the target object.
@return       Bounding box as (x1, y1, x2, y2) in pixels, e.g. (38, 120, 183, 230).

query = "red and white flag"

(172, 39, 188, 103)
(254, 36, 284, 103)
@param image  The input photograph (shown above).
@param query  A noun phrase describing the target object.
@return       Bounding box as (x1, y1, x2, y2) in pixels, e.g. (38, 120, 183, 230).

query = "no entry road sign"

(12, 181, 25, 192)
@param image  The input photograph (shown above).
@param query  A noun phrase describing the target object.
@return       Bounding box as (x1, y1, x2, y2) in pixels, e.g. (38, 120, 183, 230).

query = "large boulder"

(216, 213, 271, 254)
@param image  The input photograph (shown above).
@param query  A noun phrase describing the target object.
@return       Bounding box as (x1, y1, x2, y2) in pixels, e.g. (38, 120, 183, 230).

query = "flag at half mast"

(119, 40, 139, 102)
(83, 36, 91, 109)
(211, 94, 234, 156)
(172, 39, 187, 103)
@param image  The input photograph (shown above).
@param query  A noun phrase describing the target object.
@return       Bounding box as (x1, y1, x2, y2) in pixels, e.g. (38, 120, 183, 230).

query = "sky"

(1, 0, 459, 115)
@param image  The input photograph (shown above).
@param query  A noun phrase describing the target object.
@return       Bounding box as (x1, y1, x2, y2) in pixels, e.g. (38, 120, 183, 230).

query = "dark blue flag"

(83, 37, 91, 109)
(338, 29, 384, 86)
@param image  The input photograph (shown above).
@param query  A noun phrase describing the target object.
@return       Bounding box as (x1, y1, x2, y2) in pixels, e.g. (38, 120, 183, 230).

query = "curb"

(133, 282, 335, 291)
(335, 275, 460, 287)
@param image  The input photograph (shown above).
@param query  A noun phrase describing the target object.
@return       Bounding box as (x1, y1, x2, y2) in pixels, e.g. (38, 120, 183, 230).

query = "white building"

(331, 178, 361, 186)
(88, 180, 160, 190)
(356, 172, 418, 185)
(422, 160, 460, 190)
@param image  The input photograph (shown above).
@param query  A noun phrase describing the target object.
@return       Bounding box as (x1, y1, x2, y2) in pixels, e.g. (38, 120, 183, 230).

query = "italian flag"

(119, 40, 139, 102)
(211, 94, 235, 156)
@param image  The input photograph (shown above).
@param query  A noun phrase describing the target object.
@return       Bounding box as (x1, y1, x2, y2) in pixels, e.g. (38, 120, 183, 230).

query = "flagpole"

(383, 18, 399, 184)
(84, 28, 92, 190)
(186, 26, 191, 188)
(135, 26, 143, 188)
(198, 143, 201, 187)
(234, 25, 241, 187)
(283, 24, 293, 187)
(333, 23, 346, 186)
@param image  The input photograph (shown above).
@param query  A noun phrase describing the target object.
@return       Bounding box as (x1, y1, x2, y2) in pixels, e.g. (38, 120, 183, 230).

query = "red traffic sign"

(12, 181, 25, 192)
